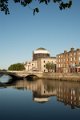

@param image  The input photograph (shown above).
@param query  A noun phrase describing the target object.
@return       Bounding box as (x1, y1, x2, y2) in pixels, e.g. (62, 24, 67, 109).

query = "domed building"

(33, 48, 50, 60)
(24, 47, 56, 72)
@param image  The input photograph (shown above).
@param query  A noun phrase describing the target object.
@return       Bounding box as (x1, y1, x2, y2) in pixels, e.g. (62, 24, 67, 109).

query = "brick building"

(56, 48, 80, 73)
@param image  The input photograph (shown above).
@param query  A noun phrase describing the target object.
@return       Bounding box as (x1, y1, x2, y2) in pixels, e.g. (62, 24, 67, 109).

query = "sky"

(0, 0, 80, 69)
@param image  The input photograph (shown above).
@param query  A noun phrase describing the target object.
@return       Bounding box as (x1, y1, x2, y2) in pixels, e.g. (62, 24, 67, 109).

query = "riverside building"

(56, 48, 80, 73)
(24, 48, 56, 72)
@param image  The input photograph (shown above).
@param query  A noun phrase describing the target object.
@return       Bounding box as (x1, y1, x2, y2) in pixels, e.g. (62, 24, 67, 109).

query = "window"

(61, 64, 62, 67)
(59, 59, 60, 62)
(59, 64, 60, 67)
(74, 52, 76, 55)
(66, 64, 68, 67)
(44, 60, 45, 63)
(70, 58, 72, 61)
(67, 58, 68, 61)
(61, 55, 63, 58)
(74, 57, 75, 61)
(61, 59, 62, 62)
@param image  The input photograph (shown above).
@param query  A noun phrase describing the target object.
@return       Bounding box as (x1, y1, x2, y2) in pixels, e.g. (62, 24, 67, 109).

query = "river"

(0, 75, 80, 120)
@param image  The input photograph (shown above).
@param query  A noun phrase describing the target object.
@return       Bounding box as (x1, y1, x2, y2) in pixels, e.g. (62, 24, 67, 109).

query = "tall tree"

(50, 63, 56, 72)
(0, 0, 72, 14)
(45, 62, 51, 72)
(45, 62, 56, 72)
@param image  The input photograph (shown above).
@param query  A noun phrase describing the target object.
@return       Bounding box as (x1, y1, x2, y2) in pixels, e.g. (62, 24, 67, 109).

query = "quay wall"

(41, 73, 80, 81)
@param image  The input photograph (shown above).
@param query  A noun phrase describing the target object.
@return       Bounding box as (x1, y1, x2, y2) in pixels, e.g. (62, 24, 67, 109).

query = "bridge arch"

(25, 74, 39, 80)
(0, 71, 22, 79)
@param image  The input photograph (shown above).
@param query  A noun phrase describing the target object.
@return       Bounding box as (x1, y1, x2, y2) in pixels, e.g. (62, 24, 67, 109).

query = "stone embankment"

(42, 73, 80, 81)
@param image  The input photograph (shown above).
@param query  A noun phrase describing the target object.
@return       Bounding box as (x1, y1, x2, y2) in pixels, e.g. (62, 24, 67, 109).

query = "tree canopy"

(0, 0, 72, 15)
(45, 62, 56, 72)
(8, 63, 25, 71)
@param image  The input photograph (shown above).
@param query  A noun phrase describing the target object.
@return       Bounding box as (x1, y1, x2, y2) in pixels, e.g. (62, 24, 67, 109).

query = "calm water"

(0, 75, 80, 120)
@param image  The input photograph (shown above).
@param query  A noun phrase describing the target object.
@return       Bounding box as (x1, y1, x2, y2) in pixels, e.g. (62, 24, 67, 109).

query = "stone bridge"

(0, 71, 43, 79)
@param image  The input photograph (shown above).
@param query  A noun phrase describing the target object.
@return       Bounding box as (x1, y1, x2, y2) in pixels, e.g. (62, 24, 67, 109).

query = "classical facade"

(37, 57, 56, 72)
(24, 60, 37, 71)
(24, 48, 56, 72)
(56, 48, 80, 73)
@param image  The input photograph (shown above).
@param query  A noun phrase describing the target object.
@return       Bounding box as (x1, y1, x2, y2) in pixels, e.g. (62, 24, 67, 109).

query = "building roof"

(33, 47, 50, 54)
(57, 48, 80, 56)
(36, 47, 46, 50)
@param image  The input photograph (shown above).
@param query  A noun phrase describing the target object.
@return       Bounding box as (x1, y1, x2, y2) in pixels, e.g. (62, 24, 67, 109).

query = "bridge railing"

(7, 70, 43, 74)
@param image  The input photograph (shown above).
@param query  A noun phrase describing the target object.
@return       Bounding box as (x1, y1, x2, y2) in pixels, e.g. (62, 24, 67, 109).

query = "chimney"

(64, 50, 67, 53)
(70, 48, 74, 51)
(76, 48, 80, 51)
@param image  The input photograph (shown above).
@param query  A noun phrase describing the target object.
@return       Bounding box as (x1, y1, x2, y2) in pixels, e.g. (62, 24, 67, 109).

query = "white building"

(24, 60, 37, 71)
(37, 57, 56, 72)
(24, 48, 56, 72)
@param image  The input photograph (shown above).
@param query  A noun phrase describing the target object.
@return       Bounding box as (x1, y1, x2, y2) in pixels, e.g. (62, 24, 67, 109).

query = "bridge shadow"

(25, 74, 39, 81)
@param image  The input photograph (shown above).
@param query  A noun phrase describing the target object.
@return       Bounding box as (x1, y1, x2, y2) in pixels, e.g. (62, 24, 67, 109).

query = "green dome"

(36, 48, 46, 50)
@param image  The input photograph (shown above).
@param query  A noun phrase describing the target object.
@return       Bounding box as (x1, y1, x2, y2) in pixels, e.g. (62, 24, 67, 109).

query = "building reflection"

(0, 78, 80, 108)
(57, 81, 80, 109)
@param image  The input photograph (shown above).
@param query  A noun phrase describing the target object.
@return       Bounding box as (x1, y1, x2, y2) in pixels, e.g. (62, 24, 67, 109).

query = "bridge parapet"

(2, 70, 44, 78)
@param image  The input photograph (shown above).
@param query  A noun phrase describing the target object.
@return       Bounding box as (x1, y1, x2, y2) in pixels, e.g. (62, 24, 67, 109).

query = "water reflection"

(0, 75, 11, 83)
(0, 77, 80, 109)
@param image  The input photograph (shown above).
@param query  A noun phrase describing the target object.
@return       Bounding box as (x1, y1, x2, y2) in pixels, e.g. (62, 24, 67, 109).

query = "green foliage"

(75, 63, 80, 67)
(46, 62, 51, 72)
(0, 0, 72, 15)
(33, 8, 39, 15)
(45, 62, 56, 72)
(0, 0, 9, 14)
(8, 63, 25, 71)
